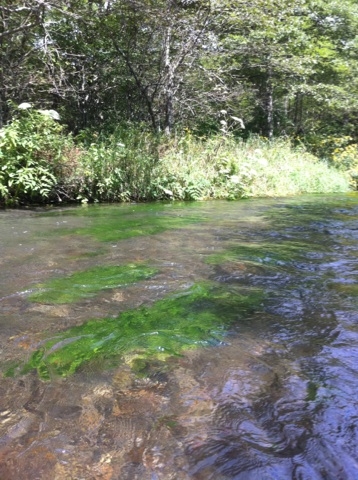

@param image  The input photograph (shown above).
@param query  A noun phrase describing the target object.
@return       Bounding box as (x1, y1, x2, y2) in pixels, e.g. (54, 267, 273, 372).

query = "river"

(0, 195, 358, 479)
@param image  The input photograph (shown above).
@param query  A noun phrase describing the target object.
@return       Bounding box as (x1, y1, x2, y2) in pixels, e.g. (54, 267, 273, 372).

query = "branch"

(113, 41, 158, 130)
(0, 22, 38, 39)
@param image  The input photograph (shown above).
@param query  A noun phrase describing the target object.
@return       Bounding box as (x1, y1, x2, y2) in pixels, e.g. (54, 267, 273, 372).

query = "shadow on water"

(1, 195, 358, 479)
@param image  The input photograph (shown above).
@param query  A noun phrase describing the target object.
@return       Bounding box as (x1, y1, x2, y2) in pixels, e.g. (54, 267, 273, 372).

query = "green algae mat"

(28, 264, 158, 304)
(43, 202, 208, 243)
(11, 283, 263, 380)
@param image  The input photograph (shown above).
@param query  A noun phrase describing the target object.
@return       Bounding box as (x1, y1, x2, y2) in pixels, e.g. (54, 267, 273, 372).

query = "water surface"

(1, 195, 358, 479)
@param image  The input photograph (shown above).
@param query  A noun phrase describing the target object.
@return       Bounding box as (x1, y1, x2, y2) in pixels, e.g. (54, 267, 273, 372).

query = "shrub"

(70, 125, 159, 202)
(0, 104, 69, 205)
(331, 141, 358, 188)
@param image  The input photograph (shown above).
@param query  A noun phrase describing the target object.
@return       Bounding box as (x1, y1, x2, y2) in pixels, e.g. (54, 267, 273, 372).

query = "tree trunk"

(265, 64, 274, 139)
(293, 92, 303, 135)
(163, 23, 174, 135)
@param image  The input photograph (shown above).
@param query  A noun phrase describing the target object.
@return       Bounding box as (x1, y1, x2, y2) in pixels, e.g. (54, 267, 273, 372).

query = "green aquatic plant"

(262, 196, 358, 231)
(74, 212, 204, 242)
(329, 282, 358, 296)
(205, 241, 311, 267)
(306, 381, 319, 401)
(28, 264, 158, 304)
(15, 283, 263, 379)
(43, 203, 208, 242)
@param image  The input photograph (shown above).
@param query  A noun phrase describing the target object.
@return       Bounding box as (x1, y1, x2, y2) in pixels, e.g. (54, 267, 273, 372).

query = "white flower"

(231, 116, 245, 129)
(256, 158, 268, 167)
(18, 102, 32, 110)
(38, 109, 60, 120)
(161, 187, 173, 196)
(230, 175, 240, 184)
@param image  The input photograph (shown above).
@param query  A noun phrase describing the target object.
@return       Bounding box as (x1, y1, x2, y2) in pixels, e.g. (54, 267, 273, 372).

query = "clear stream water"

(1, 195, 358, 479)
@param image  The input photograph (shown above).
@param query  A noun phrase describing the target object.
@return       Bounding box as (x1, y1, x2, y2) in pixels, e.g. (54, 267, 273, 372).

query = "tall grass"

(64, 132, 350, 203)
(62, 127, 159, 202)
(150, 134, 350, 200)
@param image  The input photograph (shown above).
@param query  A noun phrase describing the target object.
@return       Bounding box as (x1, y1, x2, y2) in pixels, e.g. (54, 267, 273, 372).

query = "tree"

(293, 0, 358, 141)
(1, 0, 357, 145)
(201, 0, 358, 142)
(105, 0, 212, 134)
(0, 1, 46, 126)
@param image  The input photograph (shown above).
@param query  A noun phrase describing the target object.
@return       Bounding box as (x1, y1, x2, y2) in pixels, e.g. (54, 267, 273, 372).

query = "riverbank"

(0, 108, 351, 206)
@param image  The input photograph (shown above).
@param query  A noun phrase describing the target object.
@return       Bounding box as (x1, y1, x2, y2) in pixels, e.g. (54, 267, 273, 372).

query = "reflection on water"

(1, 195, 358, 479)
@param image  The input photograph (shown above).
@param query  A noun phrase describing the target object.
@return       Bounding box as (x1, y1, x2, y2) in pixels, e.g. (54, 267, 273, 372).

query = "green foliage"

(72, 126, 159, 202)
(152, 134, 349, 200)
(13, 283, 263, 379)
(0, 105, 68, 205)
(304, 134, 358, 187)
(1, 0, 358, 149)
(1, 0, 357, 203)
(332, 143, 358, 187)
(28, 264, 158, 304)
(210, 0, 358, 143)
(0, 111, 350, 205)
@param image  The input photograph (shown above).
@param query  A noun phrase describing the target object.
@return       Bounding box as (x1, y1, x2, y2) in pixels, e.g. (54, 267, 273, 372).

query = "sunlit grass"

(153, 135, 349, 200)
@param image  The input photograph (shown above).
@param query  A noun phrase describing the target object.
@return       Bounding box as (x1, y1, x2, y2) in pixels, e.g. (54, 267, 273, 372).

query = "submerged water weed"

(262, 197, 358, 230)
(28, 264, 158, 304)
(16, 283, 263, 379)
(205, 241, 310, 267)
(329, 282, 358, 296)
(74, 212, 205, 242)
(44, 203, 207, 242)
